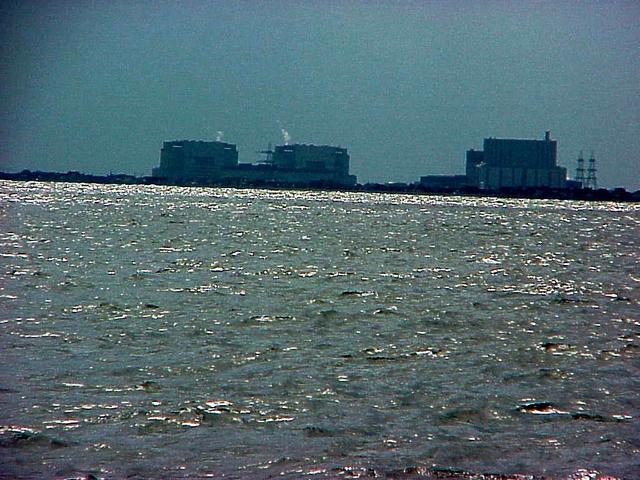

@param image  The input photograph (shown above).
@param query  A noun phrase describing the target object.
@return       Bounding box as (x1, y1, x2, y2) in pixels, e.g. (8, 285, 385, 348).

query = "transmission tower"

(575, 151, 585, 186)
(585, 151, 598, 189)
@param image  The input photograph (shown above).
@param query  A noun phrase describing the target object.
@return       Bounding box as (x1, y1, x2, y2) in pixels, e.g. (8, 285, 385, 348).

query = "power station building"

(152, 140, 239, 182)
(272, 144, 350, 176)
(151, 140, 357, 186)
(466, 132, 567, 190)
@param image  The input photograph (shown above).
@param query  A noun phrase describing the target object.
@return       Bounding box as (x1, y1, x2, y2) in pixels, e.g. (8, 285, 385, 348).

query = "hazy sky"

(2, 0, 639, 189)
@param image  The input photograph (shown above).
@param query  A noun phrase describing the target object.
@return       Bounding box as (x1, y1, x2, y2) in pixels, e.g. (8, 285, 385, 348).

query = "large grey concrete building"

(467, 132, 567, 189)
(273, 144, 350, 176)
(151, 140, 357, 186)
(152, 140, 239, 182)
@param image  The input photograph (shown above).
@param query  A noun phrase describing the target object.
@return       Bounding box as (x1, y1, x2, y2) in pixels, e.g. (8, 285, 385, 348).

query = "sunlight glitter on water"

(0, 181, 638, 479)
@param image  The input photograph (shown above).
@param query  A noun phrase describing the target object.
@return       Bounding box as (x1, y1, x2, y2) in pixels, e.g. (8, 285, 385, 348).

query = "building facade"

(272, 144, 350, 175)
(465, 149, 484, 187)
(152, 140, 356, 186)
(152, 140, 239, 182)
(466, 132, 567, 189)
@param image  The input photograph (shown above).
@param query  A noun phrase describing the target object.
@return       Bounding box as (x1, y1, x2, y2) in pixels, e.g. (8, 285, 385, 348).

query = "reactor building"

(418, 131, 567, 191)
(152, 140, 357, 186)
(152, 140, 239, 182)
(466, 131, 567, 190)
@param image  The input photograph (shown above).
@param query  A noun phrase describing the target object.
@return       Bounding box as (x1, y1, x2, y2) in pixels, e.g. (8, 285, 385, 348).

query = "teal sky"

(2, 1, 639, 189)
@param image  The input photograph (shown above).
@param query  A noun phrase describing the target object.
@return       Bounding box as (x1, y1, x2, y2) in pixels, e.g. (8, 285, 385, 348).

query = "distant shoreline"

(1, 170, 638, 203)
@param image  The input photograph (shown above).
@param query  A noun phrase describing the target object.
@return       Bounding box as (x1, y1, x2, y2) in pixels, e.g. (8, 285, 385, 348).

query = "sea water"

(0, 181, 638, 479)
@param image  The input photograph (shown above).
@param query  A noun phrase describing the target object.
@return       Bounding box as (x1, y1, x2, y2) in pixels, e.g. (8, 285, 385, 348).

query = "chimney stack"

(545, 131, 550, 141)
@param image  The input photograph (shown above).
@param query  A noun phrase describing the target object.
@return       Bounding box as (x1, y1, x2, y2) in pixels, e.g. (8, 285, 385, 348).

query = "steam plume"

(281, 128, 291, 145)
(216, 131, 224, 141)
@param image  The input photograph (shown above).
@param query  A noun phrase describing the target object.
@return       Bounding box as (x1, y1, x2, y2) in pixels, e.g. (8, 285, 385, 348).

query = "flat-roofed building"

(273, 144, 350, 175)
(152, 140, 239, 182)
(465, 149, 485, 187)
(152, 140, 356, 186)
(465, 132, 566, 189)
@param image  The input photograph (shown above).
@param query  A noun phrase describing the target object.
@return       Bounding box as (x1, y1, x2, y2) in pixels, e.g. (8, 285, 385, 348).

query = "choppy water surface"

(0, 181, 638, 479)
